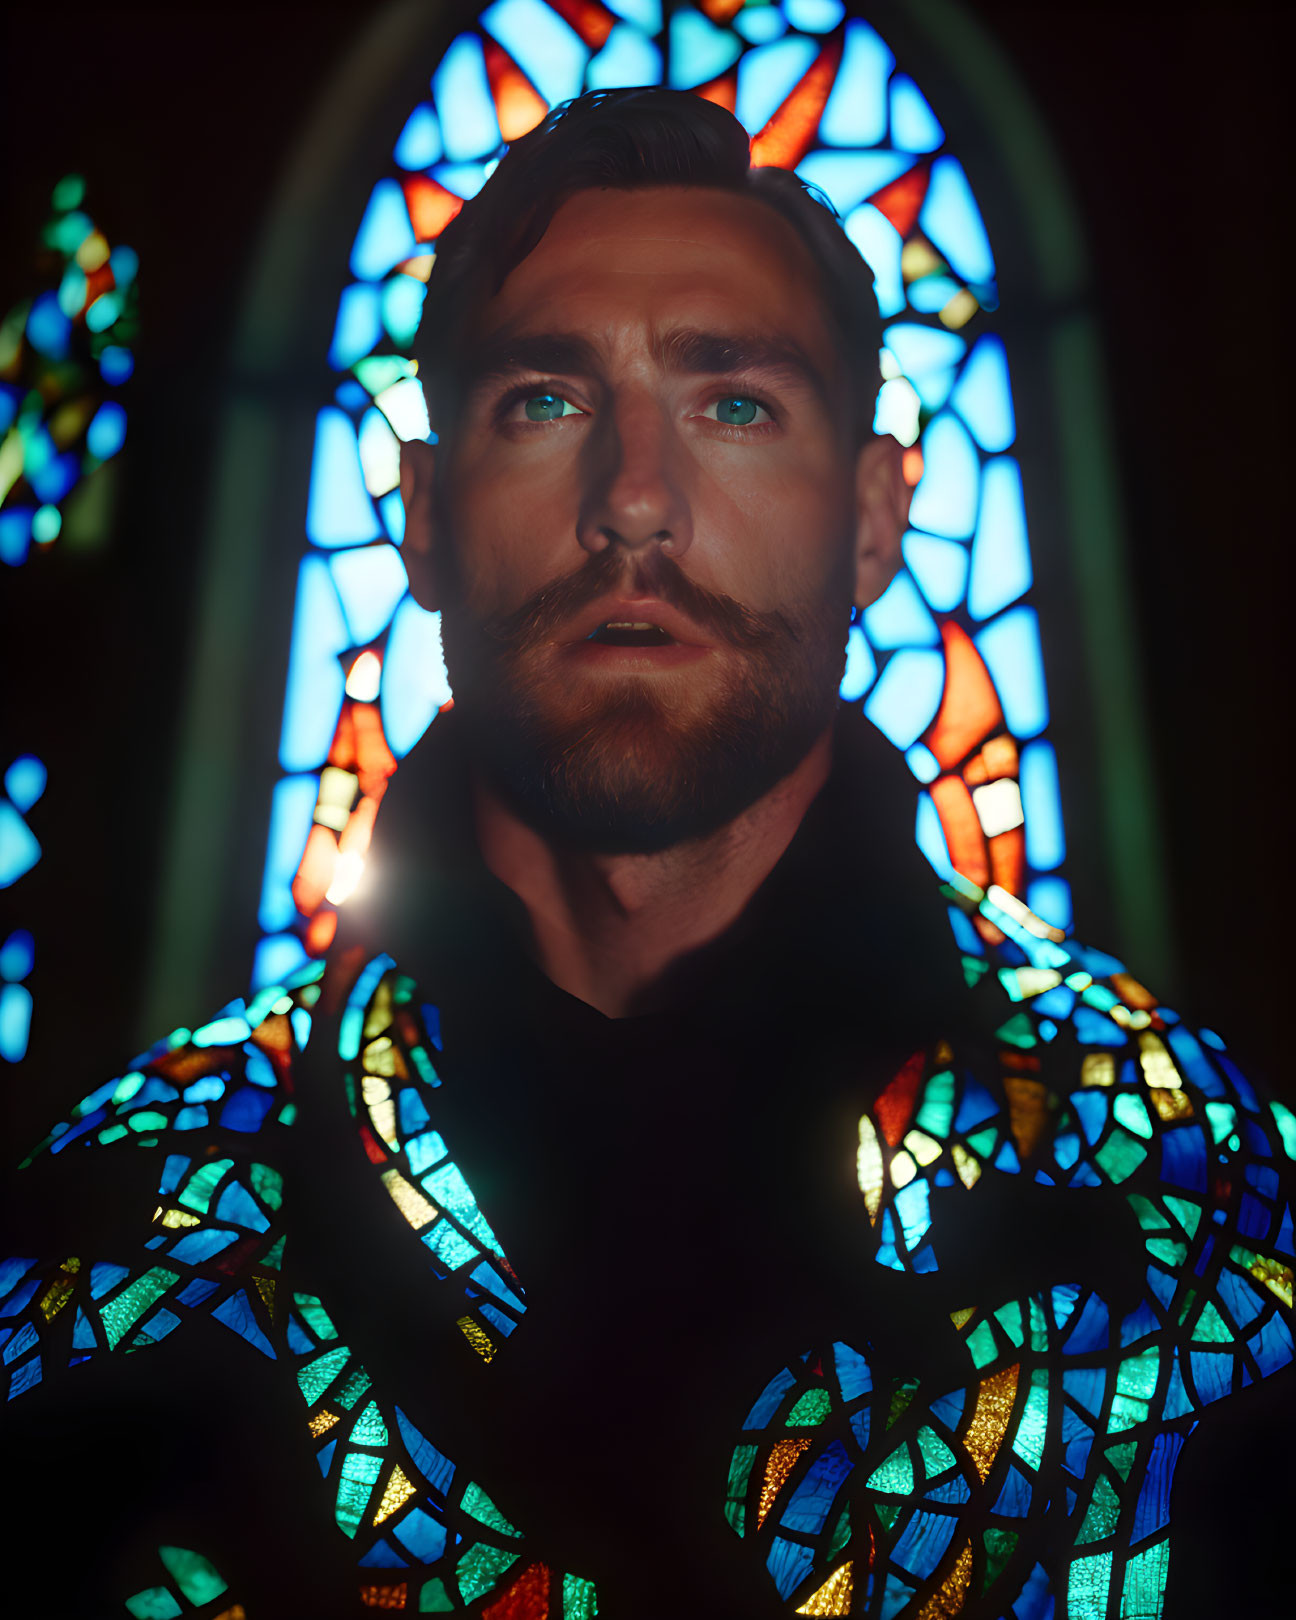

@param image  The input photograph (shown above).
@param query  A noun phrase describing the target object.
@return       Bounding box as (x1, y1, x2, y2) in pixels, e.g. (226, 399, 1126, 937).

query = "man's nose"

(576, 395, 693, 559)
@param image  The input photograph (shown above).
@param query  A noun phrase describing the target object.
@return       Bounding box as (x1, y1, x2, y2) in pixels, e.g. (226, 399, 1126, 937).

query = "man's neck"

(472, 731, 834, 1018)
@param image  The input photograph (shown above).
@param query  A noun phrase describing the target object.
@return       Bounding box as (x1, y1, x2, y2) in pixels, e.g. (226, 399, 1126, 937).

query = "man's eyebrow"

(462, 331, 603, 391)
(657, 328, 832, 403)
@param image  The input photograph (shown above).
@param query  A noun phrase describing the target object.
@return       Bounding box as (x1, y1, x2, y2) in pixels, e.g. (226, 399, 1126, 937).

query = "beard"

(439, 545, 849, 853)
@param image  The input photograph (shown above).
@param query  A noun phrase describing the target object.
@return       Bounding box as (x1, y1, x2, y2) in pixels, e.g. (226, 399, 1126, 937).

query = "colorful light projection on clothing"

(0, 174, 136, 566)
(255, 0, 1068, 989)
(6, 880, 1291, 1612)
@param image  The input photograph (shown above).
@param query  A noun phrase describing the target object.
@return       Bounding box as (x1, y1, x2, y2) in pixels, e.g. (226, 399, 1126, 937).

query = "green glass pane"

(461, 1481, 521, 1538)
(178, 1158, 233, 1214)
(967, 1321, 998, 1369)
(786, 1388, 832, 1426)
(866, 1444, 914, 1495)
(1078, 1474, 1120, 1543)
(915, 1071, 955, 1137)
(1112, 1093, 1152, 1140)
(125, 1588, 182, 1620)
(250, 1162, 284, 1210)
(1095, 1133, 1147, 1183)
(1192, 1301, 1235, 1344)
(982, 1528, 1018, 1593)
(292, 1293, 340, 1342)
(1121, 1538, 1169, 1616)
(297, 1345, 350, 1405)
(1011, 1378, 1048, 1471)
(562, 1573, 598, 1619)
(101, 1268, 178, 1350)
(419, 1578, 455, 1611)
(725, 1444, 758, 1535)
(916, 1426, 957, 1478)
(456, 1543, 520, 1603)
(335, 1367, 372, 1410)
(1068, 1550, 1112, 1618)
(158, 1546, 228, 1605)
(350, 1400, 389, 1446)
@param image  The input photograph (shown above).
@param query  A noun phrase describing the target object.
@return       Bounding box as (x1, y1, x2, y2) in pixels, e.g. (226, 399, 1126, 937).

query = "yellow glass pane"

(796, 1562, 853, 1615)
(963, 1364, 1019, 1481)
(373, 1464, 418, 1526)
(758, 1438, 813, 1528)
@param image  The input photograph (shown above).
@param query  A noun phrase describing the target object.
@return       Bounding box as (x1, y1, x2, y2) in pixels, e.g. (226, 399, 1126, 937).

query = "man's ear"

(399, 439, 439, 611)
(852, 433, 909, 611)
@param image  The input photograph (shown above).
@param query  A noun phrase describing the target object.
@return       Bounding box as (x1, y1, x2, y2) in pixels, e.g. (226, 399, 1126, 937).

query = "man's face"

(422, 186, 880, 849)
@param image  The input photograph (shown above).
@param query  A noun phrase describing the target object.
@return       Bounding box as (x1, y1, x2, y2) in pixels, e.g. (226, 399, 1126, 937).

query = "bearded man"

(2, 90, 1291, 1620)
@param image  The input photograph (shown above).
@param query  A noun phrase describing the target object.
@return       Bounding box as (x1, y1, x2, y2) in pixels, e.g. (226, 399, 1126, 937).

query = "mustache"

(480, 546, 799, 653)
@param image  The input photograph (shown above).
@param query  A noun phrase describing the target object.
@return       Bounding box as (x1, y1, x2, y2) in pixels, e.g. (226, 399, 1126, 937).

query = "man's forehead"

(474, 185, 837, 354)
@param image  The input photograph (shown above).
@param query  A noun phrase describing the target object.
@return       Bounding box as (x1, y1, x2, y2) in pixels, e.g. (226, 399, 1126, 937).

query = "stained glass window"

(251, 0, 1068, 987)
(1, 176, 136, 1063)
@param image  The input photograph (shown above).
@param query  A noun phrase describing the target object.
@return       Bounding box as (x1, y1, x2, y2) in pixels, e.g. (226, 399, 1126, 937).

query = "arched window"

(142, 0, 1167, 1026)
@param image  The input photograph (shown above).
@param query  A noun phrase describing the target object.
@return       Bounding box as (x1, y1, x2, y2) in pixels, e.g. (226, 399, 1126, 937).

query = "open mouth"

(586, 621, 677, 648)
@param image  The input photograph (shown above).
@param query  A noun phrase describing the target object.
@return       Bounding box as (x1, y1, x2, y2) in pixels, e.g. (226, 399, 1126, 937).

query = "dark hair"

(415, 87, 881, 432)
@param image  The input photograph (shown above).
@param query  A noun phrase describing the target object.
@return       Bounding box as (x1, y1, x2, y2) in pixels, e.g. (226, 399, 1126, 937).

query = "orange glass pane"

(875, 1050, 925, 1148)
(306, 907, 338, 956)
(339, 793, 381, 858)
(980, 734, 1018, 779)
(925, 623, 1004, 771)
(329, 705, 357, 771)
(759, 1437, 813, 1527)
(930, 776, 989, 888)
(481, 1561, 551, 1620)
(544, 0, 615, 47)
(1002, 1077, 1047, 1160)
(750, 39, 844, 170)
(402, 178, 464, 244)
(693, 71, 737, 113)
(352, 703, 398, 797)
(357, 1120, 389, 1165)
(699, 0, 744, 20)
(869, 163, 930, 238)
(483, 40, 549, 142)
(358, 1584, 406, 1610)
(293, 824, 338, 916)
(988, 825, 1025, 898)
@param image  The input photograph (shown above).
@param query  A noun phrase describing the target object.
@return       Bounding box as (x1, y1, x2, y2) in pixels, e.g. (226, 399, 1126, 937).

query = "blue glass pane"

(1020, 741, 1065, 871)
(279, 556, 349, 772)
(329, 285, 384, 372)
(920, 157, 995, 285)
(306, 409, 382, 548)
(667, 7, 742, 88)
(380, 490, 406, 544)
(392, 1508, 448, 1563)
(394, 103, 444, 170)
(975, 606, 1048, 738)
(735, 5, 785, 43)
(838, 622, 876, 702)
(903, 532, 968, 612)
(586, 23, 661, 89)
(889, 72, 944, 153)
(797, 150, 913, 217)
(818, 19, 892, 147)
(0, 929, 34, 981)
(783, 0, 844, 32)
(86, 401, 127, 460)
(382, 600, 453, 758)
(905, 743, 940, 782)
(329, 544, 408, 645)
(349, 180, 417, 283)
(258, 774, 319, 932)
(1028, 875, 1071, 931)
(4, 756, 46, 813)
(951, 334, 1015, 452)
(433, 34, 502, 163)
(0, 804, 40, 888)
(908, 275, 961, 313)
(99, 345, 134, 384)
(864, 648, 946, 749)
(483, 0, 589, 106)
(735, 37, 818, 135)
(862, 570, 939, 649)
(253, 932, 310, 991)
(431, 162, 492, 200)
(883, 322, 965, 378)
(0, 984, 32, 1063)
(605, 0, 660, 27)
(0, 510, 32, 567)
(26, 292, 71, 361)
(916, 792, 953, 878)
(383, 276, 426, 348)
(967, 456, 1031, 620)
(357, 408, 401, 499)
(844, 204, 905, 318)
(908, 412, 978, 539)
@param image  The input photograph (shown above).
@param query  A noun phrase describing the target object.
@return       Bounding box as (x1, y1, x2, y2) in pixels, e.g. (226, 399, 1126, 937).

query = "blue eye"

(523, 394, 581, 422)
(709, 396, 768, 426)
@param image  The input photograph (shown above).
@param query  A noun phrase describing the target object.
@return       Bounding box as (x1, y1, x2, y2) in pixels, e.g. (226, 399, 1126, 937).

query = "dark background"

(1, 0, 1292, 1126)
